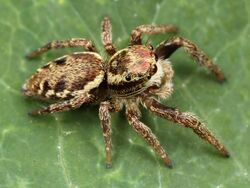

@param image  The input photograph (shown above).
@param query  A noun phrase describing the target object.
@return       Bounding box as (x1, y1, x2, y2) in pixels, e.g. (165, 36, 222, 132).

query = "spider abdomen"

(22, 52, 105, 100)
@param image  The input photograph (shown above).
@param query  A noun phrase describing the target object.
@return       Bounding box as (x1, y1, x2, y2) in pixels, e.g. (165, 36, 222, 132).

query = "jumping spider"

(23, 16, 229, 168)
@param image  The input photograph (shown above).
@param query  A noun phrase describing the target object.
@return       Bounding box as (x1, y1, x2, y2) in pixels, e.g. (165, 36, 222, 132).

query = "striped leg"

(27, 38, 96, 58)
(154, 36, 225, 82)
(29, 94, 93, 115)
(130, 24, 177, 45)
(101, 16, 116, 55)
(142, 96, 230, 157)
(126, 107, 173, 168)
(99, 101, 113, 168)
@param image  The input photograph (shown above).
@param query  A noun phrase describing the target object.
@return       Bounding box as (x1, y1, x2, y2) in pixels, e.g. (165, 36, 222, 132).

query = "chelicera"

(23, 16, 229, 168)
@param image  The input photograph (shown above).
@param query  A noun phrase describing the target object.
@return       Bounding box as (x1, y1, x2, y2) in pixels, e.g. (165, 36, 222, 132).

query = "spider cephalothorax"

(23, 16, 229, 168)
(107, 45, 158, 97)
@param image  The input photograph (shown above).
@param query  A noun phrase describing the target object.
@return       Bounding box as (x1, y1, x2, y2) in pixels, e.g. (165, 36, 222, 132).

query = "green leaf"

(0, 0, 249, 187)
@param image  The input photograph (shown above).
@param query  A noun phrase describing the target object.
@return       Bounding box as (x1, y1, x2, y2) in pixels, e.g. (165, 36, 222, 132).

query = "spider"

(22, 16, 229, 168)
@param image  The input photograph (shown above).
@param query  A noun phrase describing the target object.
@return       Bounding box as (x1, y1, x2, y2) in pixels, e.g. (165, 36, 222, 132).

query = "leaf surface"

(0, 0, 249, 187)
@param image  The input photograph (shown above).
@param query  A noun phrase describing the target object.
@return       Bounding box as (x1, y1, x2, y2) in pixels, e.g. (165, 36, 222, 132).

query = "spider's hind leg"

(27, 38, 97, 59)
(29, 94, 93, 115)
(154, 36, 225, 82)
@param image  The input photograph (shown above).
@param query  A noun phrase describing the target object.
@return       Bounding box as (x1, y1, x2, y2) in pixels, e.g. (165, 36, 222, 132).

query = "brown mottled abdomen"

(22, 52, 105, 100)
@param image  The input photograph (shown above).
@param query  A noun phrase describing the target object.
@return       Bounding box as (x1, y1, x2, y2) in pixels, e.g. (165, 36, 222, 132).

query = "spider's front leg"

(130, 24, 178, 45)
(125, 104, 173, 168)
(142, 96, 229, 157)
(26, 38, 97, 59)
(101, 17, 116, 56)
(154, 36, 226, 82)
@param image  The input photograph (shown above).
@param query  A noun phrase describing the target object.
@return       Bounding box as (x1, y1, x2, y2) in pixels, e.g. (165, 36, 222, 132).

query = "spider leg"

(29, 94, 93, 115)
(26, 38, 97, 59)
(126, 107, 173, 168)
(99, 99, 122, 168)
(154, 36, 225, 82)
(130, 24, 177, 45)
(142, 96, 230, 157)
(101, 16, 116, 56)
(99, 101, 113, 168)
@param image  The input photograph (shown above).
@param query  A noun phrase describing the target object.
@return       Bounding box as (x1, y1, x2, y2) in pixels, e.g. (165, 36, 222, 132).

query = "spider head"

(107, 45, 158, 97)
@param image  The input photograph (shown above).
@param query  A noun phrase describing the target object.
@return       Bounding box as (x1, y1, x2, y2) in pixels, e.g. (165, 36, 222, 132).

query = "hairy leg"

(154, 36, 225, 82)
(27, 38, 97, 58)
(29, 94, 93, 115)
(130, 24, 177, 45)
(126, 106, 173, 168)
(101, 16, 116, 55)
(99, 101, 113, 168)
(142, 96, 229, 157)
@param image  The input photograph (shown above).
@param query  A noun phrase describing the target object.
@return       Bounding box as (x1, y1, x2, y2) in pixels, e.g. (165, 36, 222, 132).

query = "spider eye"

(155, 54, 158, 61)
(152, 64, 157, 74)
(147, 44, 153, 50)
(125, 73, 132, 81)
